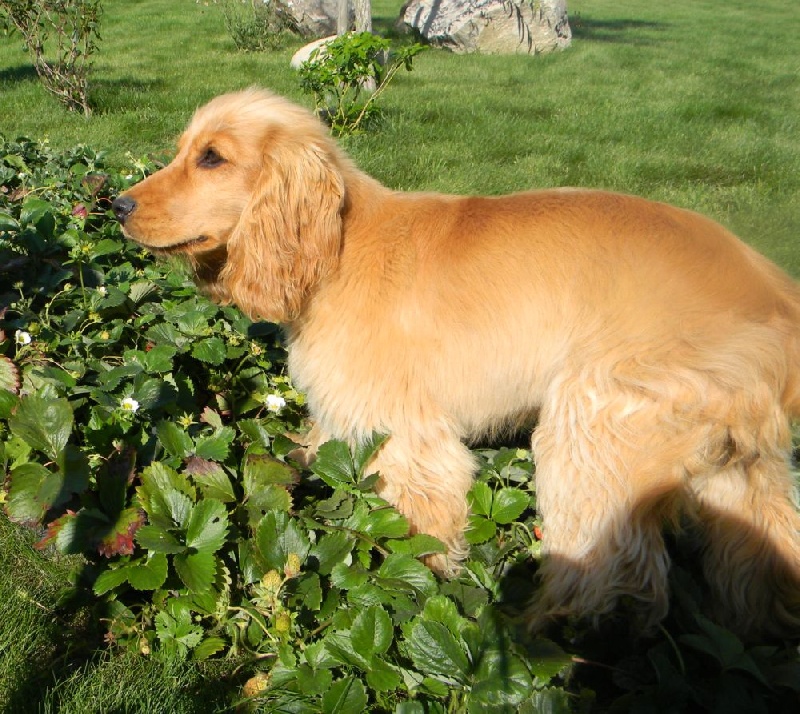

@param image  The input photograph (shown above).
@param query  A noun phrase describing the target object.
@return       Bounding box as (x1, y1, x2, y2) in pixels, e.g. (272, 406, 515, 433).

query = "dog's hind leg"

(527, 374, 687, 631)
(368, 421, 477, 577)
(688, 406, 800, 639)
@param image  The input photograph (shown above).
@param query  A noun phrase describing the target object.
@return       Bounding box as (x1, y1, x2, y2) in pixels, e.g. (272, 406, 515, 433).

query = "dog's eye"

(198, 147, 225, 169)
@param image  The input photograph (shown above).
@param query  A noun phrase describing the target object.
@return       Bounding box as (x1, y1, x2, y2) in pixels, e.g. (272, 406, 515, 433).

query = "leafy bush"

(2, 138, 799, 711)
(207, 0, 298, 52)
(299, 32, 426, 136)
(0, 0, 103, 115)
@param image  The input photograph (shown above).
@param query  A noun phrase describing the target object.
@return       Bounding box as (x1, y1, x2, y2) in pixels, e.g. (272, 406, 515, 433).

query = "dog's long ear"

(221, 135, 345, 323)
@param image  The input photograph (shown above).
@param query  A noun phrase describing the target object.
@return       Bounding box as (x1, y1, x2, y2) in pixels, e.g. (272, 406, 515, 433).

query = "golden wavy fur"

(114, 88, 800, 639)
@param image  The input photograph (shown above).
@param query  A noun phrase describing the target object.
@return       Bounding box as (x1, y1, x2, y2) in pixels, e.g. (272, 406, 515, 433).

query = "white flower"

(15, 330, 32, 346)
(120, 397, 140, 413)
(265, 394, 287, 413)
(97, 286, 107, 296)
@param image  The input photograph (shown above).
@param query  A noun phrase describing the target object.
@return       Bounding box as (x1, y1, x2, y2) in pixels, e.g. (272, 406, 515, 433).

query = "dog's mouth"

(134, 235, 211, 255)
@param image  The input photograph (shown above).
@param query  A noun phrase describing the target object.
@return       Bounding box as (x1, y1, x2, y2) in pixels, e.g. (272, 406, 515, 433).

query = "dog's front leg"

(368, 425, 477, 577)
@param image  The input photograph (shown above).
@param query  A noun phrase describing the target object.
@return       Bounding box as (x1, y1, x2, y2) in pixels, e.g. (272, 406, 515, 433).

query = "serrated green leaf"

(404, 619, 470, 682)
(185, 498, 228, 553)
(127, 552, 169, 590)
(351, 605, 393, 657)
(491, 487, 529, 524)
(377, 554, 438, 596)
(93, 565, 132, 596)
(352, 432, 388, 478)
(245, 483, 292, 526)
(386, 533, 446, 558)
(364, 507, 409, 539)
(9, 395, 73, 459)
(156, 420, 193, 459)
(174, 550, 216, 593)
(135, 524, 185, 554)
(322, 677, 368, 714)
(468, 481, 493, 517)
(256, 511, 310, 571)
(366, 658, 402, 692)
(312, 439, 355, 488)
(191, 337, 226, 365)
(6, 462, 50, 522)
(471, 649, 533, 707)
(143, 344, 177, 372)
(0, 356, 19, 395)
(311, 532, 355, 575)
(296, 663, 333, 696)
(185, 459, 236, 502)
(466, 515, 496, 544)
(244, 453, 298, 491)
(525, 638, 573, 682)
(193, 636, 227, 661)
(195, 426, 235, 461)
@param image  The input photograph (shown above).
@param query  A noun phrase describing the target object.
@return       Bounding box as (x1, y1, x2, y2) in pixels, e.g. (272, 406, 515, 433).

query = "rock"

(284, 0, 348, 38)
(290, 35, 337, 69)
(401, 0, 571, 55)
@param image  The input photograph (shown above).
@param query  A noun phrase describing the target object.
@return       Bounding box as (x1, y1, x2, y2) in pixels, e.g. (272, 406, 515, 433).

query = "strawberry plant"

(2, 135, 799, 711)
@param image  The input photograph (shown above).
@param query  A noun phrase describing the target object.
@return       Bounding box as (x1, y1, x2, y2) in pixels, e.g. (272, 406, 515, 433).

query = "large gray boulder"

(401, 0, 571, 55)
(284, 0, 347, 37)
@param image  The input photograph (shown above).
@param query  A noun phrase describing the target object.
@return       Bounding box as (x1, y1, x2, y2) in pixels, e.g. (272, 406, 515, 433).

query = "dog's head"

(113, 89, 346, 323)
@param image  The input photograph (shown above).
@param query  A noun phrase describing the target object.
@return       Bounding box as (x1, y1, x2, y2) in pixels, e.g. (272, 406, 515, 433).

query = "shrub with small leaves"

(0, 0, 103, 115)
(299, 32, 427, 136)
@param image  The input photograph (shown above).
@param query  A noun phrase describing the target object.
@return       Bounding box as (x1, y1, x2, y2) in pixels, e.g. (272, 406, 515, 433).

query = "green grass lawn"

(2, 0, 800, 711)
(1, 0, 798, 269)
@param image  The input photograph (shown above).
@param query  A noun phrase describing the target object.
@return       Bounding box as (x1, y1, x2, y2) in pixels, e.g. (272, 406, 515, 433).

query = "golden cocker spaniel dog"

(113, 88, 800, 639)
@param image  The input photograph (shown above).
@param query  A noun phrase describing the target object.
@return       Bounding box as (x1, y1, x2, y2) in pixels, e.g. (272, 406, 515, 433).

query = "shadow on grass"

(0, 516, 236, 713)
(0, 64, 38, 84)
(570, 16, 668, 44)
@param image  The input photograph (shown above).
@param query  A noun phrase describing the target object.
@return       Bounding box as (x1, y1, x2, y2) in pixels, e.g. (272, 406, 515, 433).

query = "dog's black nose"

(112, 195, 137, 224)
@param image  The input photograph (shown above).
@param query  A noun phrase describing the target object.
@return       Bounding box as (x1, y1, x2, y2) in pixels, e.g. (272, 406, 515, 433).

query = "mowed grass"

(1, 0, 798, 267)
(1, 0, 799, 710)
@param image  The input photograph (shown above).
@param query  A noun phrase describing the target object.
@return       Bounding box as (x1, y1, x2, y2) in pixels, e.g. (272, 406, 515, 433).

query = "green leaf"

(164, 489, 193, 529)
(156, 420, 193, 459)
(387, 533, 446, 558)
(93, 565, 132, 596)
(244, 453, 298, 491)
(191, 337, 226, 365)
(468, 482, 493, 517)
(377, 554, 438, 596)
(143, 344, 177, 372)
(193, 636, 227, 661)
(471, 650, 533, 707)
(256, 511, 310, 571)
(185, 498, 228, 553)
(126, 552, 169, 590)
(491, 487, 529, 524)
(6, 462, 50, 522)
(311, 532, 355, 575)
(351, 605, 393, 658)
(364, 507, 409, 539)
(366, 658, 402, 692)
(9, 395, 73, 459)
(525, 638, 573, 683)
(312, 439, 355, 488)
(466, 515, 497, 545)
(322, 677, 368, 714)
(194, 426, 235, 461)
(404, 619, 470, 683)
(135, 524, 185, 554)
(174, 550, 217, 593)
(185, 458, 236, 502)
